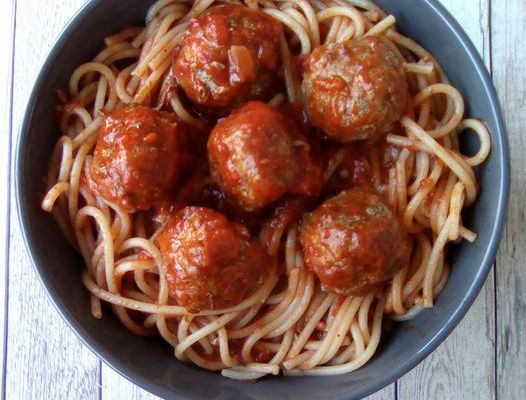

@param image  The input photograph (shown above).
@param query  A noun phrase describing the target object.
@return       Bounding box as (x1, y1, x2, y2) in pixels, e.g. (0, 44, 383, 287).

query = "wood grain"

(492, 1, 526, 399)
(397, 1, 497, 399)
(0, 0, 16, 396)
(5, 1, 100, 399)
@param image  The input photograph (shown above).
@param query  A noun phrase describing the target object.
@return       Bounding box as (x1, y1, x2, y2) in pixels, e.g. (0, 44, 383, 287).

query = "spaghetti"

(42, 0, 491, 379)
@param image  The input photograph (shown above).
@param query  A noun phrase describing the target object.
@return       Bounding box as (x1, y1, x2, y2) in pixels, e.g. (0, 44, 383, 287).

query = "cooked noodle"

(41, 0, 491, 379)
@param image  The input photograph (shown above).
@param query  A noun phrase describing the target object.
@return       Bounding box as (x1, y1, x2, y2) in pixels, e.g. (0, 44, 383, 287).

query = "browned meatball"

(207, 101, 323, 211)
(302, 36, 409, 142)
(172, 5, 282, 112)
(299, 188, 411, 295)
(88, 106, 184, 213)
(158, 207, 269, 312)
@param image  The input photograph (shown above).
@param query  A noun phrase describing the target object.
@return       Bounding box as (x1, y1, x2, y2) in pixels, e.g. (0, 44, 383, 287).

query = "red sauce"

(221, 338, 275, 364)
(163, 166, 265, 232)
(322, 136, 397, 200)
(172, 5, 282, 113)
(278, 102, 313, 135)
(324, 144, 374, 195)
(265, 197, 309, 233)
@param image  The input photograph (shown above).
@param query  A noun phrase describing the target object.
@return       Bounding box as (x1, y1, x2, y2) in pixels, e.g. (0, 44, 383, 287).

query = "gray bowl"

(16, 0, 510, 399)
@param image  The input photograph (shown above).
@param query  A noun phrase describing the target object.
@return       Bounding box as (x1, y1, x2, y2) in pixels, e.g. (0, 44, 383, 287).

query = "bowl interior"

(16, 0, 508, 399)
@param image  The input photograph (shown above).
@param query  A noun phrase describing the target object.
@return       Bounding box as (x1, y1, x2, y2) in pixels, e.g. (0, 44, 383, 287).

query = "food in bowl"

(40, 0, 492, 380)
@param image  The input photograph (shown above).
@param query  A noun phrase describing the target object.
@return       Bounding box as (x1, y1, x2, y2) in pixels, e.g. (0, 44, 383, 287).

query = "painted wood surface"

(1, 0, 523, 399)
(5, 1, 99, 399)
(492, 1, 526, 399)
(0, 1, 16, 396)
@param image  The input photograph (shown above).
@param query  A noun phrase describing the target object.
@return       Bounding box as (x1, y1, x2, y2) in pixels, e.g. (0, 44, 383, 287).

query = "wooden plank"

(492, 1, 526, 399)
(397, 1, 497, 399)
(0, 0, 16, 396)
(5, 1, 100, 399)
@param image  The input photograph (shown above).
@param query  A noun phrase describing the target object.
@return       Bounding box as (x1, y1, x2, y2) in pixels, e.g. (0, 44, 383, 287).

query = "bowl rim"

(15, 0, 510, 399)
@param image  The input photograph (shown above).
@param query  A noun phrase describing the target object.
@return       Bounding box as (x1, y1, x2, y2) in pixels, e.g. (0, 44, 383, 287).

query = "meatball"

(207, 101, 323, 211)
(299, 188, 411, 295)
(172, 5, 282, 112)
(89, 106, 184, 212)
(302, 36, 409, 142)
(158, 207, 269, 312)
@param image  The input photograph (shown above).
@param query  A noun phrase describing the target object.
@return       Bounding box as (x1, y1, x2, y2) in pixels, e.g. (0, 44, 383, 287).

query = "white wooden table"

(1, 0, 524, 399)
